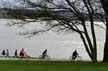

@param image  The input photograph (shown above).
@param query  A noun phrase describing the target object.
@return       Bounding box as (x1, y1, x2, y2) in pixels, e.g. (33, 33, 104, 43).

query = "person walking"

(6, 49, 9, 57)
(14, 49, 18, 58)
(1, 50, 6, 57)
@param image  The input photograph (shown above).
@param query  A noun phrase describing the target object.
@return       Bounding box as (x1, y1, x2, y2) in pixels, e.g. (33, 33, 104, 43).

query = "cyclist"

(72, 50, 78, 60)
(42, 49, 47, 59)
(19, 48, 25, 58)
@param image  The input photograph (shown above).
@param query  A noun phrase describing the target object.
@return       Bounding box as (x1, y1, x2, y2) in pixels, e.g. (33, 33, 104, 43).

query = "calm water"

(0, 20, 105, 61)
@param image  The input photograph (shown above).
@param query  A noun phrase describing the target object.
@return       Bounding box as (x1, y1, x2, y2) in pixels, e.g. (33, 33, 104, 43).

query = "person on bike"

(72, 50, 78, 60)
(19, 48, 25, 58)
(42, 49, 47, 59)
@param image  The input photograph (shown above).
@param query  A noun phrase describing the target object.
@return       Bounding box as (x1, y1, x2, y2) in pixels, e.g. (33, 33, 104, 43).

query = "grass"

(0, 60, 108, 71)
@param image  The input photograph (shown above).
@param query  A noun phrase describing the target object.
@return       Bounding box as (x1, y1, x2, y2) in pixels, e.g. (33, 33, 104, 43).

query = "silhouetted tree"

(101, 0, 108, 62)
(0, 0, 105, 62)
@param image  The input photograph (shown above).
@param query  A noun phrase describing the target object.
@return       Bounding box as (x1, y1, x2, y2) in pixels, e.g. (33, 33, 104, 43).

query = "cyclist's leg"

(76, 55, 82, 60)
(72, 55, 76, 60)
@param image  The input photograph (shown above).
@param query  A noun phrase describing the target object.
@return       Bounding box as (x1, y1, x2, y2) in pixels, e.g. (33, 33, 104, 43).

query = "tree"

(0, 0, 104, 62)
(101, 0, 108, 62)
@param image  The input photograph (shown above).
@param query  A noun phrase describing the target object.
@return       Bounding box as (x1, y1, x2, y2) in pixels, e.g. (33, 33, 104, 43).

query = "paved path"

(0, 56, 71, 61)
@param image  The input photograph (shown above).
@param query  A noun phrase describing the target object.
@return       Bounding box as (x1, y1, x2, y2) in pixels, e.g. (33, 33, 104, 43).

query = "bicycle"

(69, 55, 82, 61)
(18, 53, 31, 59)
(38, 55, 50, 60)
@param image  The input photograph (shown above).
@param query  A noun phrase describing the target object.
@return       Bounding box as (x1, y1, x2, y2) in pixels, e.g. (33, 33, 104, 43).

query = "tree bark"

(101, 0, 108, 62)
(103, 12, 108, 61)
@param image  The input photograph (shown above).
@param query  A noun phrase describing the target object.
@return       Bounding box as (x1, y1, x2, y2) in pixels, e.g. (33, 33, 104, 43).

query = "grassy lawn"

(0, 60, 108, 71)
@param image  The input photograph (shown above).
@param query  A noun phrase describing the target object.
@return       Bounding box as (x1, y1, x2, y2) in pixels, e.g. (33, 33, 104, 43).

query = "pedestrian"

(14, 49, 18, 58)
(6, 49, 9, 57)
(1, 50, 5, 56)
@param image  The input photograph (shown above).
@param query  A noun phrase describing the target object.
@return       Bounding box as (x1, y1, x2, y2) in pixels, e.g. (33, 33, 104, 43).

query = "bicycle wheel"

(38, 55, 43, 59)
(76, 56, 82, 61)
(69, 56, 76, 61)
(45, 55, 50, 60)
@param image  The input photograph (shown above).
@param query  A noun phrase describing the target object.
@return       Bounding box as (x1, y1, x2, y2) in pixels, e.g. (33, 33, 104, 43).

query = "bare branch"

(19, 24, 59, 37)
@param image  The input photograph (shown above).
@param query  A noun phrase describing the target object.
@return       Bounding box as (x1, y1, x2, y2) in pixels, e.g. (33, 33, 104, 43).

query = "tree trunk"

(103, 12, 108, 62)
(92, 49, 97, 62)
(101, 0, 108, 62)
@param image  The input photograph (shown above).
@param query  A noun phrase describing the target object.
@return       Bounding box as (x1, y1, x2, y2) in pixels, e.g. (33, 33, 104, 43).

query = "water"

(0, 19, 105, 61)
